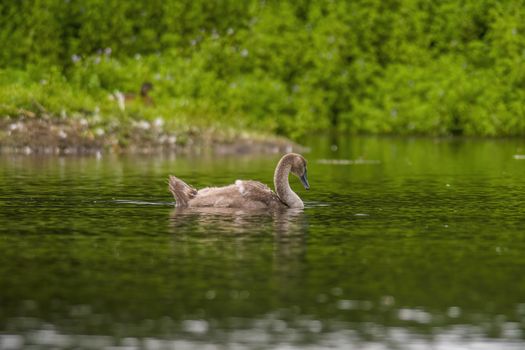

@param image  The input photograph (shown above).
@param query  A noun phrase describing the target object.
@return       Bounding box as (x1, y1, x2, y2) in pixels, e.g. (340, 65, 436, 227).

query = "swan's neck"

(274, 161, 304, 209)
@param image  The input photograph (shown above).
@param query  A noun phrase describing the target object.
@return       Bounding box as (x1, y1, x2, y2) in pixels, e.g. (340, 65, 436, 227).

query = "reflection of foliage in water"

(0, 136, 525, 347)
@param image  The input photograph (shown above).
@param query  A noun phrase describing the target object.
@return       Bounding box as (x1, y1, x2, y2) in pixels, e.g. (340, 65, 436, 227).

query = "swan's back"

(188, 180, 285, 209)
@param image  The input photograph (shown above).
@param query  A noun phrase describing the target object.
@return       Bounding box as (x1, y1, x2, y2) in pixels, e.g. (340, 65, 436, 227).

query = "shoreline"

(0, 115, 304, 156)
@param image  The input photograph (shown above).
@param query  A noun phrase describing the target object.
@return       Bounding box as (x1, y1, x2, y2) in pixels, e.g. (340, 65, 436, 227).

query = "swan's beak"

(300, 171, 310, 190)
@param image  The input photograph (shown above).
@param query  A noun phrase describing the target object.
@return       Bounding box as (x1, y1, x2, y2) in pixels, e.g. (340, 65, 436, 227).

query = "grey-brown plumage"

(168, 175, 197, 207)
(168, 153, 309, 209)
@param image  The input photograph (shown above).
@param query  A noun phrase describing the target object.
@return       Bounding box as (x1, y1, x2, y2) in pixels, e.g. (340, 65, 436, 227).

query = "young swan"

(169, 153, 309, 209)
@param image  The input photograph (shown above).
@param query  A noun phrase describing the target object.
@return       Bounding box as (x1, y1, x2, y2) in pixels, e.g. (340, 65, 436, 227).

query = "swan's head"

(288, 153, 310, 190)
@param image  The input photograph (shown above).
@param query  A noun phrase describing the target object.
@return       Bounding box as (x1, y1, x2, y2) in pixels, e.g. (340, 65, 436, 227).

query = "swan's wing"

(235, 180, 283, 206)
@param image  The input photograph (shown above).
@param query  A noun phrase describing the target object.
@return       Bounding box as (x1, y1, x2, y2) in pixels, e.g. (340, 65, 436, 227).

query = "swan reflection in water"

(169, 207, 307, 237)
(169, 207, 308, 277)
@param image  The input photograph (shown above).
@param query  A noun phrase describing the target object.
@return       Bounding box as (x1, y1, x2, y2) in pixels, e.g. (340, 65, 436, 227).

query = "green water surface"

(1, 136, 525, 349)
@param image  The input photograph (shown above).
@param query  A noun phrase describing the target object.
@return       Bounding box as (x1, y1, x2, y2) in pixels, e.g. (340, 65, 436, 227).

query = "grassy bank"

(1, 0, 525, 140)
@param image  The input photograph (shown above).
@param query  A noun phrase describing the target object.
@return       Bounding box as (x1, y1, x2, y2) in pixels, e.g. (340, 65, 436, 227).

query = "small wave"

(317, 159, 381, 165)
(305, 201, 331, 208)
(98, 199, 174, 206)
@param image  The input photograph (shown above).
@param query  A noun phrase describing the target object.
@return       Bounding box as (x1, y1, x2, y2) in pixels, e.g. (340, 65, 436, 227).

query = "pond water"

(1, 136, 525, 350)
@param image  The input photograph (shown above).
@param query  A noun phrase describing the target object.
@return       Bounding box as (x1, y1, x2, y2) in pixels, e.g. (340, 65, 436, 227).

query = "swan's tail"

(168, 175, 197, 207)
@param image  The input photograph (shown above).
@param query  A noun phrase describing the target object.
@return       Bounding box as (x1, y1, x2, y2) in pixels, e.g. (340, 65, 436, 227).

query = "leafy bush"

(1, 0, 525, 137)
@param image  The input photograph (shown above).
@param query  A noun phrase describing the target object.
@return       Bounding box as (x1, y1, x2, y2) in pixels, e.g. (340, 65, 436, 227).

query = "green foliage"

(1, 0, 525, 137)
